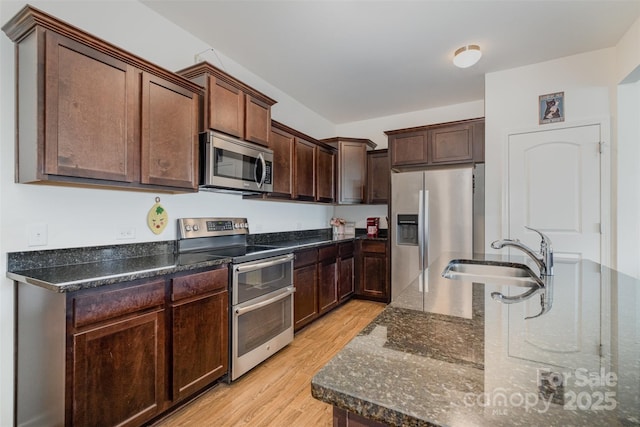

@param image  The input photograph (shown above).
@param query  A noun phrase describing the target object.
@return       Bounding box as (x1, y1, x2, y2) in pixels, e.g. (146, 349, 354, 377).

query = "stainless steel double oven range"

(177, 217, 294, 381)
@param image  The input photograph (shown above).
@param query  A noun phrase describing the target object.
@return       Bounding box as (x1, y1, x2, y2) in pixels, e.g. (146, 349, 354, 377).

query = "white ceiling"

(141, 0, 640, 124)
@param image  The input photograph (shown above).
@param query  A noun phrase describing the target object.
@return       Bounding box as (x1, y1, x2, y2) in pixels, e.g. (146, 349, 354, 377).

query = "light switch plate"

(27, 223, 48, 246)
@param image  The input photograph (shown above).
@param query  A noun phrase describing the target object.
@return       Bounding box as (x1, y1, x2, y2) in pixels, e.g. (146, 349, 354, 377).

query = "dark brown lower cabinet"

(69, 279, 167, 426)
(318, 245, 339, 314)
(338, 242, 355, 301)
(294, 248, 319, 331)
(72, 309, 165, 426)
(170, 269, 229, 402)
(63, 267, 229, 427)
(333, 407, 388, 427)
(356, 240, 390, 303)
(294, 242, 357, 331)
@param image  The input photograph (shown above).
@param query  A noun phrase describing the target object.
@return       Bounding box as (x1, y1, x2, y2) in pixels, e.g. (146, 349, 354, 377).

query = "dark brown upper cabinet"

(316, 146, 335, 203)
(268, 121, 296, 198)
(321, 137, 376, 205)
(386, 118, 484, 170)
(2, 5, 201, 192)
(177, 62, 276, 147)
(247, 121, 335, 204)
(366, 149, 389, 204)
(293, 137, 317, 201)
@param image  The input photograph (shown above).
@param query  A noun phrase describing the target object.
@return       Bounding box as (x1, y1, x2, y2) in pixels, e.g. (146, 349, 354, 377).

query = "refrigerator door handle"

(424, 193, 429, 268)
(418, 189, 426, 273)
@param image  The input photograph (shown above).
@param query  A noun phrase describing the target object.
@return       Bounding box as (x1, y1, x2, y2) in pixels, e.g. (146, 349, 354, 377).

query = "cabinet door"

(207, 75, 244, 139)
(338, 242, 355, 301)
(338, 256, 355, 301)
(429, 123, 474, 164)
(171, 290, 228, 401)
(366, 150, 389, 204)
(360, 252, 388, 300)
(72, 310, 165, 427)
(294, 263, 318, 331)
(357, 241, 389, 302)
(44, 31, 137, 182)
(294, 137, 316, 200)
(338, 141, 366, 204)
(245, 95, 271, 146)
(389, 130, 428, 167)
(316, 146, 335, 203)
(141, 73, 199, 190)
(269, 126, 295, 197)
(318, 245, 338, 314)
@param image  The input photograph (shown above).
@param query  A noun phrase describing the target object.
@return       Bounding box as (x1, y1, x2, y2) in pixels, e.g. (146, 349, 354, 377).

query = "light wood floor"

(154, 299, 386, 427)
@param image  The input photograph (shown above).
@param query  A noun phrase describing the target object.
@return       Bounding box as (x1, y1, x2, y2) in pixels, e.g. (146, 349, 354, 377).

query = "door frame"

(502, 118, 611, 267)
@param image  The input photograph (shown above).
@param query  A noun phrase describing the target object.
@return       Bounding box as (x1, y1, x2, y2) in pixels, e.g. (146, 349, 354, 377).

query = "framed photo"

(539, 92, 564, 124)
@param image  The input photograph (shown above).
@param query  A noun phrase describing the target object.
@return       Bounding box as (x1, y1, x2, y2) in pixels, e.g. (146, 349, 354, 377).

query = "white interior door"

(508, 124, 602, 262)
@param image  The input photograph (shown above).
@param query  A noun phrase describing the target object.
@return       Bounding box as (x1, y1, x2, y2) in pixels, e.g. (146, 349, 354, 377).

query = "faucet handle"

(525, 226, 552, 250)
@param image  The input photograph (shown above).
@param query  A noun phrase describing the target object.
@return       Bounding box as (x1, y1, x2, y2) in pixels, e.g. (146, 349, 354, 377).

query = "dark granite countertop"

(6, 241, 231, 293)
(6, 230, 388, 293)
(312, 252, 640, 426)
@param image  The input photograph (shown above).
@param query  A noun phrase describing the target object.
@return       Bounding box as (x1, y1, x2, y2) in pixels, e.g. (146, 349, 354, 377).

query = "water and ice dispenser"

(396, 214, 419, 245)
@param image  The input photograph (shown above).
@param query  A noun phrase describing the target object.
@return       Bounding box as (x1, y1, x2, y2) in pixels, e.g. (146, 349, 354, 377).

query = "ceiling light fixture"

(453, 45, 482, 68)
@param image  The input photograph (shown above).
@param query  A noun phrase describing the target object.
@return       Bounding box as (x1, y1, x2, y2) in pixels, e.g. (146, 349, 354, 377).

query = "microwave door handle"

(255, 153, 266, 189)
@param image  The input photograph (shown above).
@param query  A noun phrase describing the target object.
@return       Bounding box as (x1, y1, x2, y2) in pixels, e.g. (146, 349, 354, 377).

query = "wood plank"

(152, 299, 385, 426)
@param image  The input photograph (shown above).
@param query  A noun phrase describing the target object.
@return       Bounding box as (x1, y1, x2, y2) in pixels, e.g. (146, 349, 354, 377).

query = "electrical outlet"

(27, 223, 48, 247)
(116, 226, 136, 240)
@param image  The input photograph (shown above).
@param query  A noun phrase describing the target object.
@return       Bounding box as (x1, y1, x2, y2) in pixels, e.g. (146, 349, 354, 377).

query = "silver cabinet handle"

(235, 287, 295, 315)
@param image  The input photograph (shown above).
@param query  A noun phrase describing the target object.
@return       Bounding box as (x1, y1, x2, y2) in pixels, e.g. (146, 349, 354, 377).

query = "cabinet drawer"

(172, 268, 228, 302)
(339, 241, 355, 257)
(361, 240, 387, 254)
(295, 248, 318, 268)
(73, 280, 165, 328)
(318, 244, 338, 261)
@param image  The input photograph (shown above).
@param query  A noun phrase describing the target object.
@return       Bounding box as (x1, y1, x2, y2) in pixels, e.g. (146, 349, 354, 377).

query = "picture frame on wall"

(539, 92, 564, 124)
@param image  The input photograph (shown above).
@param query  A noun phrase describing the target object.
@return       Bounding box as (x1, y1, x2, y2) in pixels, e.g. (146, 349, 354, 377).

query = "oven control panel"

(178, 217, 249, 239)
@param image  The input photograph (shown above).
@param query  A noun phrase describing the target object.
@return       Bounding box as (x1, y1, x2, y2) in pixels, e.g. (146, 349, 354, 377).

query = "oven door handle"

(234, 253, 294, 273)
(235, 287, 295, 315)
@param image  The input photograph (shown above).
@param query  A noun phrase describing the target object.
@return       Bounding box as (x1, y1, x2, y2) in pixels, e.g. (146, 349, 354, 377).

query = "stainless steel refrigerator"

(391, 164, 485, 304)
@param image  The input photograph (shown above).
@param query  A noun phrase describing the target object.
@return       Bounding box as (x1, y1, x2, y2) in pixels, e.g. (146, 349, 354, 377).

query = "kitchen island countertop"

(312, 252, 640, 426)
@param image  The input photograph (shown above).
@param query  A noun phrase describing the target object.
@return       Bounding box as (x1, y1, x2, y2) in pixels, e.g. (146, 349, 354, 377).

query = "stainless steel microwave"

(200, 131, 273, 194)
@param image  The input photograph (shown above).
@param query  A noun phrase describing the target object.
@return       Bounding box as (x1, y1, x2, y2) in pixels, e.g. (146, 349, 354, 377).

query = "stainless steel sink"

(442, 259, 544, 287)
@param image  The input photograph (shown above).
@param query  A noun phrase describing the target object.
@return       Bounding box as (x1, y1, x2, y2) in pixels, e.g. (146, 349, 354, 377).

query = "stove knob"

(244, 222, 249, 229)
(185, 225, 192, 232)
(234, 223, 240, 229)
(193, 224, 199, 231)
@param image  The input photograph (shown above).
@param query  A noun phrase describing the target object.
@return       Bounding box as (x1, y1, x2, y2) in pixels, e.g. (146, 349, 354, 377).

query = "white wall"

(617, 16, 640, 85)
(615, 16, 640, 279)
(616, 81, 640, 278)
(485, 49, 616, 263)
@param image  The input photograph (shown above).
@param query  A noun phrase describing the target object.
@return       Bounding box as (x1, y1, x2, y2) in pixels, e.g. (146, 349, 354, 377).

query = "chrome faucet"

(490, 226, 554, 276)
